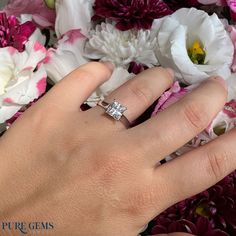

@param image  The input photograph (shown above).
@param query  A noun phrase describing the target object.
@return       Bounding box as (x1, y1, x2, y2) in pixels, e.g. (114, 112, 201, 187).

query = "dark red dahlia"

(142, 171, 236, 236)
(92, 0, 173, 31)
(0, 12, 36, 52)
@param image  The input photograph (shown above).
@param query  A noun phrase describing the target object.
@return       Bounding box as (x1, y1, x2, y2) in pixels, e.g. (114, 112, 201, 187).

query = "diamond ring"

(97, 100, 130, 128)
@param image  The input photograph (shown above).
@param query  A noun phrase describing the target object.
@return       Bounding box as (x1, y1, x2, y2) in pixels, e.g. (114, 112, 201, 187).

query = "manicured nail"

(210, 76, 228, 91)
(165, 68, 175, 77)
(101, 61, 115, 71)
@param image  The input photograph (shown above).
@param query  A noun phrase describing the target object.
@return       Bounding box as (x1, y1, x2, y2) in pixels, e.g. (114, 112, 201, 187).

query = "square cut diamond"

(106, 101, 127, 120)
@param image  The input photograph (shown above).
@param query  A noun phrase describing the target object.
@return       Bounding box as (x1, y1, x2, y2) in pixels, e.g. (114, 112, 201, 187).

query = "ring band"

(97, 100, 130, 128)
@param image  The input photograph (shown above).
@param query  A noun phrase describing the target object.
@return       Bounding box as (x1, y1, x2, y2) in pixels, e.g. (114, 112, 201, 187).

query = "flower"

(55, 0, 94, 37)
(227, 0, 236, 21)
(152, 77, 236, 155)
(0, 12, 36, 52)
(44, 0, 56, 9)
(92, 0, 173, 31)
(3, 0, 56, 28)
(44, 28, 133, 107)
(198, 0, 236, 21)
(0, 41, 47, 123)
(153, 8, 234, 84)
(227, 25, 236, 72)
(44, 29, 88, 82)
(46, 1, 135, 107)
(146, 171, 236, 236)
(86, 67, 134, 107)
(152, 82, 190, 115)
(84, 22, 158, 68)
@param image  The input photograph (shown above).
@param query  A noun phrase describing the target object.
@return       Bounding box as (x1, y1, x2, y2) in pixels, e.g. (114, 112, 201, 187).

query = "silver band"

(97, 100, 130, 128)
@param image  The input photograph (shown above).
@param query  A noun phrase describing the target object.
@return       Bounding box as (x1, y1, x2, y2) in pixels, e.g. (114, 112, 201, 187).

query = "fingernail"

(210, 76, 228, 91)
(165, 68, 175, 77)
(101, 61, 115, 71)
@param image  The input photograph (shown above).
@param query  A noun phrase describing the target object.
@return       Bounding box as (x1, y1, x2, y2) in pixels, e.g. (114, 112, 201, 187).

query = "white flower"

(55, 0, 94, 38)
(86, 67, 134, 107)
(44, 29, 88, 82)
(44, 29, 133, 106)
(153, 8, 234, 84)
(227, 73, 236, 101)
(20, 14, 46, 45)
(46, 1, 137, 107)
(0, 41, 47, 123)
(84, 22, 159, 68)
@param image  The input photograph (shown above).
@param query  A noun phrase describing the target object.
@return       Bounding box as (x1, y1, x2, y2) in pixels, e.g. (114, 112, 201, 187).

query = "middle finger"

(127, 77, 227, 166)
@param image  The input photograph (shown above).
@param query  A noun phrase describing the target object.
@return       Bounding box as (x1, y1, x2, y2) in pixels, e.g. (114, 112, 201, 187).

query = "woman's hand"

(0, 62, 235, 236)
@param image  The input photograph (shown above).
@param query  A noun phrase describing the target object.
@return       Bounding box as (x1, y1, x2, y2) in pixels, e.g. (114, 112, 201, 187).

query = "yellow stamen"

(188, 40, 206, 65)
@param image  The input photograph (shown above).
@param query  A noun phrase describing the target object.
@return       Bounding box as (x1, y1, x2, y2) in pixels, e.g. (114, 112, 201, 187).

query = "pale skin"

(0, 62, 235, 236)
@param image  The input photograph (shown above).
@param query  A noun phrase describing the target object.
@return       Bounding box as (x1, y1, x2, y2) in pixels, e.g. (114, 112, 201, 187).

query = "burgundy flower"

(143, 171, 236, 236)
(128, 62, 148, 74)
(92, 0, 173, 31)
(0, 12, 36, 52)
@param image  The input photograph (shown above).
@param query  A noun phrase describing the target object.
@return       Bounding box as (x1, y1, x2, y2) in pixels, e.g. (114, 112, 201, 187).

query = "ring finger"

(85, 67, 174, 132)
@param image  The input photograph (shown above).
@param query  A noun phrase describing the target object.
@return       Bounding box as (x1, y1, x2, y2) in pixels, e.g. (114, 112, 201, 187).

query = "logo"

(1, 222, 54, 234)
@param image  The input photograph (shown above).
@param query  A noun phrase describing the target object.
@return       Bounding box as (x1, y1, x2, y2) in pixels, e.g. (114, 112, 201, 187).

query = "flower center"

(188, 41, 206, 65)
(196, 203, 211, 217)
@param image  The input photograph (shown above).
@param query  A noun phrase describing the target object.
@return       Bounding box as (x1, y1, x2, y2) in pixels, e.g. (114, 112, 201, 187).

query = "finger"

(86, 67, 174, 131)
(155, 128, 236, 212)
(128, 77, 227, 165)
(41, 62, 113, 111)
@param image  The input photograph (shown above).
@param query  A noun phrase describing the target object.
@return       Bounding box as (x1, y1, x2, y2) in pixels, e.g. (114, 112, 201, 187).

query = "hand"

(0, 62, 234, 236)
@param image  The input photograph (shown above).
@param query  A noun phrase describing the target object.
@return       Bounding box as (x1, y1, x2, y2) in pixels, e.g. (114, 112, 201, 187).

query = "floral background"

(0, 0, 236, 235)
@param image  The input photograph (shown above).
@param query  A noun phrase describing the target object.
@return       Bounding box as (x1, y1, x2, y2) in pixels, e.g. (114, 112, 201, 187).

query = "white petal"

(3, 65, 47, 105)
(0, 42, 47, 123)
(0, 105, 22, 124)
(86, 67, 134, 107)
(154, 8, 234, 84)
(44, 30, 88, 82)
(227, 73, 236, 101)
(55, 0, 94, 37)
(20, 14, 46, 45)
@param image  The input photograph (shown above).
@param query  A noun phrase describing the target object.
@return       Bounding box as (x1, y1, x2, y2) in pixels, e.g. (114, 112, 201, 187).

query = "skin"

(0, 62, 235, 236)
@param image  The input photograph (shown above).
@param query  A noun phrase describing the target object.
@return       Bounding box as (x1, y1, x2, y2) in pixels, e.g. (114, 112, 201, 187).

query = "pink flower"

(198, 0, 236, 21)
(0, 41, 47, 123)
(3, 0, 56, 28)
(152, 82, 190, 115)
(152, 82, 236, 155)
(227, 25, 236, 72)
(227, 0, 236, 22)
(0, 12, 36, 52)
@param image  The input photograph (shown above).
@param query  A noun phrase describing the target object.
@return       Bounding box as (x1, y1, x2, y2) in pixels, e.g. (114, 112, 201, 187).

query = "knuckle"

(127, 192, 148, 215)
(206, 149, 229, 181)
(128, 82, 154, 106)
(127, 186, 155, 216)
(182, 101, 209, 131)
